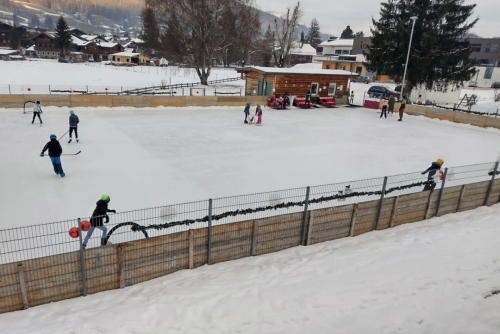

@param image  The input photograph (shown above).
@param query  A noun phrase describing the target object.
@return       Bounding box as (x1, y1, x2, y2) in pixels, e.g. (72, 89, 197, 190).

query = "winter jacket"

(33, 104, 42, 113)
(423, 162, 441, 179)
(244, 104, 250, 115)
(69, 114, 79, 127)
(255, 106, 262, 116)
(388, 97, 396, 109)
(90, 200, 114, 227)
(41, 138, 62, 157)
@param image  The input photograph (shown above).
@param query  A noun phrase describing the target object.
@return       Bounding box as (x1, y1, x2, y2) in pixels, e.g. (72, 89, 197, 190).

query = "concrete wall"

(1, 177, 499, 314)
(0, 95, 268, 109)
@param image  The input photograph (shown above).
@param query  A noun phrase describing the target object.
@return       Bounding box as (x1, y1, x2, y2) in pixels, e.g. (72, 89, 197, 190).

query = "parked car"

(395, 84, 402, 92)
(367, 85, 399, 100)
(58, 57, 68, 63)
(468, 81, 478, 87)
(351, 75, 372, 84)
(491, 82, 500, 88)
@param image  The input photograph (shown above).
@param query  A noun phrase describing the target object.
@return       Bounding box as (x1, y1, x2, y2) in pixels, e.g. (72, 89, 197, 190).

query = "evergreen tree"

(305, 18, 322, 48)
(141, 7, 160, 53)
(368, 0, 477, 96)
(340, 25, 354, 39)
(54, 16, 72, 56)
(260, 24, 274, 67)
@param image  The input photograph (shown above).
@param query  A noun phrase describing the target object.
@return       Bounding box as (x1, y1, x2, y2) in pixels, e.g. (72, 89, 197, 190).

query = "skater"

(244, 102, 250, 124)
(305, 90, 312, 108)
(283, 92, 290, 108)
(82, 194, 116, 249)
(32, 101, 43, 125)
(379, 98, 388, 118)
(68, 110, 79, 143)
(255, 104, 263, 124)
(421, 158, 444, 191)
(398, 95, 407, 121)
(388, 94, 396, 116)
(349, 91, 354, 105)
(40, 134, 65, 177)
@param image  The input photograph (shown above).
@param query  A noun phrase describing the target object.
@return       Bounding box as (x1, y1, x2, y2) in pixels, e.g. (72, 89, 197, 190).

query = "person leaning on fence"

(421, 158, 444, 180)
(32, 100, 43, 124)
(82, 194, 116, 249)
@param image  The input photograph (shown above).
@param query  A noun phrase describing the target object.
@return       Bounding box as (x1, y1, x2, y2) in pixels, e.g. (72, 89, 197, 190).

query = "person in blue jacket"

(40, 134, 65, 177)
(244, 102, 250, 124)
(68, 110, 80, 143)
(421, 158, 444, 180)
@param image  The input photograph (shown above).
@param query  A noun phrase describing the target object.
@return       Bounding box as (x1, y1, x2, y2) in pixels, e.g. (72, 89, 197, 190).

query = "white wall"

(470, 66, 500, 87)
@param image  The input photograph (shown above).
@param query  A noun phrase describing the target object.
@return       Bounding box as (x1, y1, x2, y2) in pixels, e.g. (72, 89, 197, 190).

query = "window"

(335, 50, 342, 55)
(471, 44, 481, 52)
(325, 64, 330, 69)
(328, 83, 336, 96)
(484, 66, 494, 79)
(310, 82, 319, 95)
(486, 44, 499, 53)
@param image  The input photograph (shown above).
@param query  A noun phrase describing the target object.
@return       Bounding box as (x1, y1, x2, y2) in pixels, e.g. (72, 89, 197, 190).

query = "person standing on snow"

(82, 194, 116, 249)
(68, 110, 79, 143)
(349, 91, 355, 105)
(40, 134, 65, 177)
(32, 101, 43, 125)
(388, 95, 396, 116)
(379, 98, 388, 118)
(244, 102, 251, 124)
(398, 96, 407, 121)
(255, 104, 263, 125)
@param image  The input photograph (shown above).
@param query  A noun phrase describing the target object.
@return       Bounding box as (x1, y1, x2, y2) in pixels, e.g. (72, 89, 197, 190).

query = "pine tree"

(305, 18, 322, 48)
(141, 7, 160, 53)
(54, 16, 72, 57)
(260, 24, 274, 67)
(340, 25, 354, 39)
(368, 0, 477, 96)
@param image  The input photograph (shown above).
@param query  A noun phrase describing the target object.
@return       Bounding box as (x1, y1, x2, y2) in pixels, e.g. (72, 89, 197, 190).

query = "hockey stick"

(41, 151, 81, 157)
(59, 129, 70, 140)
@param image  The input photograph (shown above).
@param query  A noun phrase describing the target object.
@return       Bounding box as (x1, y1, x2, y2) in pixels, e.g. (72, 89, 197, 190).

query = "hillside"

(0, 0, 332, 41)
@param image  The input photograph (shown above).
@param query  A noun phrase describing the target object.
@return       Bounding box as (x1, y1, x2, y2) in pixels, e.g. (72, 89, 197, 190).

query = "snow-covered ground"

(1, 60, 500, 333)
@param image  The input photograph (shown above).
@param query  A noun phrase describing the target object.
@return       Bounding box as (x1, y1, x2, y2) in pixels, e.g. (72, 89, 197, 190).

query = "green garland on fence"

(131, 180, 433, 232)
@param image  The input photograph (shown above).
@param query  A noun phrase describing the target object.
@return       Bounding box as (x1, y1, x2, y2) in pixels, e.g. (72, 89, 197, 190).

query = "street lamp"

(400, 16, 418, 100)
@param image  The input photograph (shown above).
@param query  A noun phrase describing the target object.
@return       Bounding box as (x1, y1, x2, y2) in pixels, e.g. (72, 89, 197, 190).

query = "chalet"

(236, 65, 355, 98)
(67, 28, 87, 38)
(0, 22, 28, 49)
(289, 43, 317, 66)
(83, 41, 124, 61)
(110, 52, 150, 65)
(31, 32, 58, 58)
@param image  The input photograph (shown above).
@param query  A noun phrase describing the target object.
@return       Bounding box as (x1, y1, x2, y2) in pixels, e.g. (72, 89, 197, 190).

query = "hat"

(70, 110, 74, 115)
(50, 134, 56, 140)
(436, 158, 444, 166)
(36, 101, 40, 104)
(101, 194, 110, 202)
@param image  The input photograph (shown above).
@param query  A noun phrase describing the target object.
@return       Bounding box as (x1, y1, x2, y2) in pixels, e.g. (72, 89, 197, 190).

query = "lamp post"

(400, 16, 418, 100)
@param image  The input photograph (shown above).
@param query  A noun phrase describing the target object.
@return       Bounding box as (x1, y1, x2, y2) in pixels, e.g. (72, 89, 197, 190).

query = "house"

(316, 38, 354, 56)
(236, 65, 354, 98)
(320, 54, 370, 76)
(0, 22, 28, 49)
(31, 32, 59, 58)
(83, 41, 124, 61)
(0, 48, 24, 61)
(289, 43, 317, 66)
(110, 52, 150, 65)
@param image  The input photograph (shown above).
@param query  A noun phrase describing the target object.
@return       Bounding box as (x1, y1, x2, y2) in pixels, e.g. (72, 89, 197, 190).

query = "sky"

(255, 0, 500, 38)
(1, 60, 500, 333)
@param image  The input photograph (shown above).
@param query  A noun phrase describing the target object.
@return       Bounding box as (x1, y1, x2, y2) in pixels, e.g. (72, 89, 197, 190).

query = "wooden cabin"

(236, 66, 354, 100)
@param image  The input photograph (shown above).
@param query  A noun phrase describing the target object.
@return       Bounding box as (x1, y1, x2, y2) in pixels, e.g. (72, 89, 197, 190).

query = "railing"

(0, 161, 498, 265)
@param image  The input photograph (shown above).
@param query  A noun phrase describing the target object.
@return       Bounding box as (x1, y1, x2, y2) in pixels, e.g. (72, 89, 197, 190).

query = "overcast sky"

(254, 0, 499, 38)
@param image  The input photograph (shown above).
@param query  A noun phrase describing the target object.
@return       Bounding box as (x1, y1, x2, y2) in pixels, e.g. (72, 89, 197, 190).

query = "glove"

(105, 215, 110, 223)
(421, 172, 426, 175)
(40, 153, 44, 157)
(109, 210, 116, 213)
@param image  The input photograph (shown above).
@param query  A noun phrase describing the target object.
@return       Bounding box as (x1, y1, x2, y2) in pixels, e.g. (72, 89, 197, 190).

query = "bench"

(319, 96, 336, 107)
(294, 97, 311, 108)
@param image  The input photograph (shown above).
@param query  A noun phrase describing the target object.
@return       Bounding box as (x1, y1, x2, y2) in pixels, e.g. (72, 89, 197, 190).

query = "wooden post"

(435, 168, 448, 217)
(306, 210, 315, 246)
(349, 204, 359, 237)
(424, 190, 434, 220)
(117, 245, 126, 288)
(484, 162, 499, 206)
(389, 196, 399, 228)
(374, 177, 388, 230)
(188, 230, 194, 269)
(456, 185, 466, 212)
(17, 263, 29, 310)
(300, 187, 310, 246)
(251, 220, 259, 256)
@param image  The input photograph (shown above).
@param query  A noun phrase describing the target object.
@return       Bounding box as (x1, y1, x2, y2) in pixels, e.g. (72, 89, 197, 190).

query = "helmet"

(70, 110, 74, 115)
(436, 158, 444, 166)
(50, 134, 56, 140)
(101, 194, 110, 202)
(36, 100, 40, 104)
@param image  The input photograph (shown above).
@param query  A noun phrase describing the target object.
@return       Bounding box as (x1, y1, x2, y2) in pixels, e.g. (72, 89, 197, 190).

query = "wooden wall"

(1, 178, 499, 314)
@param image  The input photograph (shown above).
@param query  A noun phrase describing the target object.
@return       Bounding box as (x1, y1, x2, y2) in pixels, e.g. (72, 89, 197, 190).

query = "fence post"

(484, 161, 499, 206)
(77, 218, 87, 296)
(17, 263, 29, 309)
(300, 186, 310, 246)
(374, 176, 388, 230)
(49, 85, 51, 95)
(188, 230, 194, 269)
(496, 109, 499, 118)
(435, 168, 448, 217)
(8, 84, 11, 94)
(86, 86, 88, 93)
(389, 196, 399, 228)
(207, 199, 213, 265)
(251, 220, 259, 256)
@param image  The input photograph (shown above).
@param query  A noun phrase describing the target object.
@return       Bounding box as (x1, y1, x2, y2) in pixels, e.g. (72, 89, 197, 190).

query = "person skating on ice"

(40, 134, 65, 177)
(244, 102, 250, 124)
(255, 104, 263, 124)
(32, 101, 43, 125)
(82, 194, 116, 249)
(68, 110, 79, 143)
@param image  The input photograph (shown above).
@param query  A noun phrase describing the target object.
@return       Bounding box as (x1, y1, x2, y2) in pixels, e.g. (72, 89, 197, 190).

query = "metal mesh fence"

(1, 162, 499, 266)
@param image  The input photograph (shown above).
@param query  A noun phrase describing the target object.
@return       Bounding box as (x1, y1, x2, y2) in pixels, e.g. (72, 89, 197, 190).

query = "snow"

(1, 60, 500, 333)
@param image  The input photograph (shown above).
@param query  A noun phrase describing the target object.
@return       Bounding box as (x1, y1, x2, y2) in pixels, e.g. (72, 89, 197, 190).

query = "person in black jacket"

(40, 134, 65, 177)
(421, 158, 444, 191)
(82, 194, 116, 249)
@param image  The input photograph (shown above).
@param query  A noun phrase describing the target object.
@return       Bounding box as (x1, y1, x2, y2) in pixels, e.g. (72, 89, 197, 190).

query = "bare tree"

(272, 2, 302, 68)
(145, 0, 259, 84)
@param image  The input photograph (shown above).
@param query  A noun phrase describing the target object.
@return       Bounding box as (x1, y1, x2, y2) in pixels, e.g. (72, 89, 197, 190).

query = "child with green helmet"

(82, 194, 116, 249)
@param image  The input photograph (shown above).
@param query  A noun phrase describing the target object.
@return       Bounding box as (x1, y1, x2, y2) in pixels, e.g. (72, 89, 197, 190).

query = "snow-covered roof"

(111, 52, 141, 57)
(131, 38, 145, 44)
(26, 45, 36, 51)
(97, 42, 119, 48)
(123, 48, 135, 53)
(80, 35, 99, 41)
(291, 63, 322, 70)
(319, 39, 354, 47)
(0, 49, 18, 55)
(71, 36, 87, 46)
(239, 66, 355, 76)
(290, 43, 317, 56)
